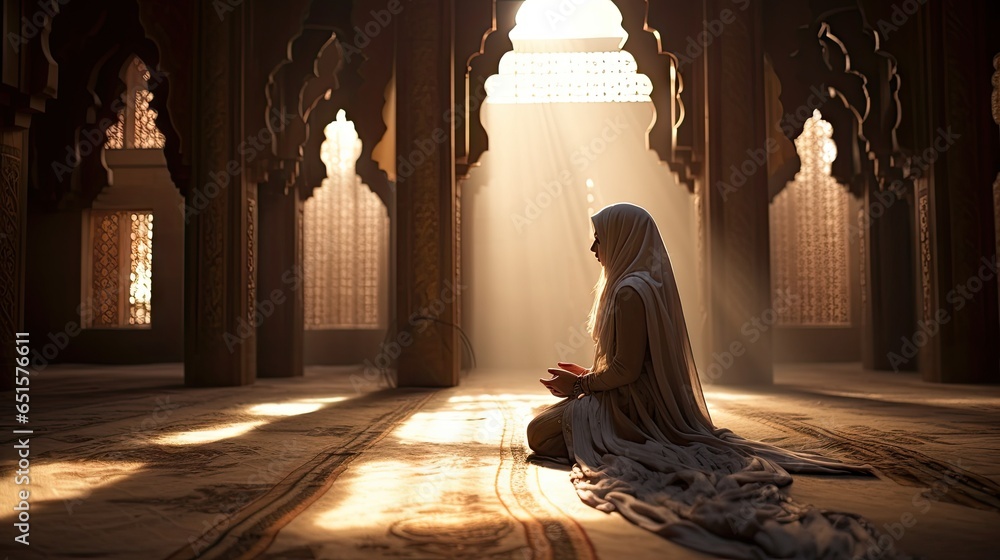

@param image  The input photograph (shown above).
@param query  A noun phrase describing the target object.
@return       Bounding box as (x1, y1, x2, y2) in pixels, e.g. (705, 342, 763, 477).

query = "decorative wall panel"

(304, 112, 388, 329)
(88, 211, 153, 328)
(918, 190, 932, 324)
(1, 145, 23, 357)
(770, 111, 850, 326)
(91, 212, 122, 327)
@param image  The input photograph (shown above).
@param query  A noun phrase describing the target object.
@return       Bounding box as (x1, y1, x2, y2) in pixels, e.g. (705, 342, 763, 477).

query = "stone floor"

(1, 362, 998, 559)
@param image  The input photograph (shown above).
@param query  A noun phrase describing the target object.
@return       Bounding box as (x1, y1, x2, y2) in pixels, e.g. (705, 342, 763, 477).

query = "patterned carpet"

(1, 363, 999, 559)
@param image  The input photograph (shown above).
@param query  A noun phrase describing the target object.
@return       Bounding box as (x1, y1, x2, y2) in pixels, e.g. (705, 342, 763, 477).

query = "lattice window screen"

(104, 57, 165, 150)
(105, 111, 125, 150)
(769, 110, 850, 326)
(87, 211, 154, 328)
(304, 111, 388, 330)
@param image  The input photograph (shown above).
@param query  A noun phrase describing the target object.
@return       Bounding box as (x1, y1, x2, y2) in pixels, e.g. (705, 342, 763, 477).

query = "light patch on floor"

(1, 363, 997, 559)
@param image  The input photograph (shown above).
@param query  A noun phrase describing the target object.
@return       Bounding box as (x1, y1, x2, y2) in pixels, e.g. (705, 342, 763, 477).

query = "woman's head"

(587, 203, 673, 359)
(589, 203, 661, 274)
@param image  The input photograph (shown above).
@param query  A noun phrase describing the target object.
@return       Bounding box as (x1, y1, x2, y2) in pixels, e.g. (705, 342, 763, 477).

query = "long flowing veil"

(563, 203, 911, 559)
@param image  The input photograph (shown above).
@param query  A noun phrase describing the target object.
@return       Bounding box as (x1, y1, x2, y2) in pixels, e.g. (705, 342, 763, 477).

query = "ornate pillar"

(184, 2, 257, 386)
(248, 1, 338, 379)
(911, 0, 1000, 383)
(0, 132, 25, 392)
(702, 0, 773, 384)
(1, 0, 58, 391)
(993, 53, 1000, 314)
(256, 176, 304, 378)
(394, 0, 461, 387)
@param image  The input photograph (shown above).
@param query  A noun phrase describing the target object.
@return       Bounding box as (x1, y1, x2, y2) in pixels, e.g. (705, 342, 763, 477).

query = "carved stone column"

(184, 3, 257, 386)
(702, 0, 773, 385)
(993, 53, 1000, 313)
(1, 0, 57, 391)
(0, 132, 25, 392)
(394, 0, 461, 387)
(912, 0, 1000, 383)
(256, 177, 304, 378)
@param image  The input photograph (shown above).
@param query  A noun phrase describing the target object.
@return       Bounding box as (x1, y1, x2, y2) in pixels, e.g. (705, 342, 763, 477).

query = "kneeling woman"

(527, 203, 909, 560)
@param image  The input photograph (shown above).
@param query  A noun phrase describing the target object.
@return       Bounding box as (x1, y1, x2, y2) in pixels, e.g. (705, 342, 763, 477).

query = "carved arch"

(264, 27, 342, 188)
(455, 0, 703, 190)
(764, 0, 906, 196)
(617, 0, 698, 190)
(29, 0, 182, 207)
(336, 0, 396, 206)
(455, 0, 498, 178)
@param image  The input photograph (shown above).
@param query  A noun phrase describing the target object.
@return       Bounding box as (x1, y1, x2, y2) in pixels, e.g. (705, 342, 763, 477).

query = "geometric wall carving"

(770, 111, 851, 325)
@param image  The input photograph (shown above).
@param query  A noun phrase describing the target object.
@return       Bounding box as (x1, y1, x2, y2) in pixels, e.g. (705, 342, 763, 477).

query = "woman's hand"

(540, 368, 579, 398)
(557, 362, 588, 375)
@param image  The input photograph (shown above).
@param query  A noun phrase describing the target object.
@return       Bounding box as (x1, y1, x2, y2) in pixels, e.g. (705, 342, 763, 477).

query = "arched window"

(105, 57, 165, 150)
(84, 56, 170, 329)
(769, 110, 850, 325)
(304, 110, 389, 329)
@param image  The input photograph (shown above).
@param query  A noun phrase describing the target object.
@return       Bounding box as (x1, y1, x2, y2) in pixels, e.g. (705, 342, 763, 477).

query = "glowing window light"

(104, 57, 165, 150)
(485, 0, 652, 104)
(105, 110, 125, 149)
(153, 421, 266, 446)
(87, 210, 154, 329)
(509, 0, 628, 49)
(304, 110, 389, 330)
(769, 110, 850, 326)
(128, 213, 153, 325)
(133, 88, 166, 149)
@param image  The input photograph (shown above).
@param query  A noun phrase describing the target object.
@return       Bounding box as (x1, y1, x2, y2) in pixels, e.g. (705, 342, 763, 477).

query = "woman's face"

(590, 234, 601, 265)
